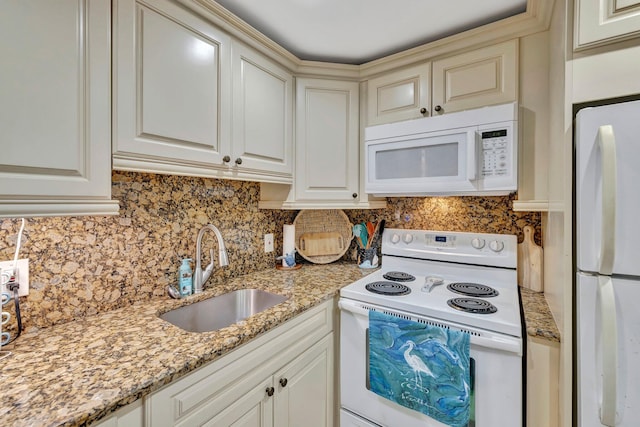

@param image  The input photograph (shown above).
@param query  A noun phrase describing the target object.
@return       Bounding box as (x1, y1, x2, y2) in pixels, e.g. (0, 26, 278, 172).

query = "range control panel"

(481, 129, 510, 177)
(383, 228, 517, 269)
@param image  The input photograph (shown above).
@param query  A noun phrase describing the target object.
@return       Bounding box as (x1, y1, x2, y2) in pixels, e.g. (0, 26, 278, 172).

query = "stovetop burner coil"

(447, 297, 497, 314)
(447, 282, 499, 297)
(365, 281, 411, 296)
(382, 271, 416, 282)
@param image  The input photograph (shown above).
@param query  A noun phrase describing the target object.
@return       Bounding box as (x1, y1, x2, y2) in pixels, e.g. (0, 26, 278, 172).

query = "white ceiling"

(214, 0, 528, 64)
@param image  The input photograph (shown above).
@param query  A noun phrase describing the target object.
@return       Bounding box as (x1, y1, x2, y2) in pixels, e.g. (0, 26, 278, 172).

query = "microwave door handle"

(467, 131, 477, 180)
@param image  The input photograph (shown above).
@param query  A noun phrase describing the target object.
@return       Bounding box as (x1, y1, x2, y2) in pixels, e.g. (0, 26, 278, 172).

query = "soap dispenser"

(178, 258, 193, 297)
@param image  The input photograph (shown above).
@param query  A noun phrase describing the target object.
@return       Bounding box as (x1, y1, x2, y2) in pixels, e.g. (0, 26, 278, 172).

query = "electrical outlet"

(264, 234, 274, 253)
(0, 258, 29, 297)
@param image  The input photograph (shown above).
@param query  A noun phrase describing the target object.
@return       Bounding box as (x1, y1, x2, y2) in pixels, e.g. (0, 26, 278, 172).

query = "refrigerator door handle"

(598, 275, 618, 426)
(597, 125, 617, 276)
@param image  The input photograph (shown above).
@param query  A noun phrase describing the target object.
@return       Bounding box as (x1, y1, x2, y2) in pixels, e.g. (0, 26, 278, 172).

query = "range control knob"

(403, 233, 413, 244)
(471, 238, 485, 249)
(390, 233, 401, 244)
(489, 240, 505, 252)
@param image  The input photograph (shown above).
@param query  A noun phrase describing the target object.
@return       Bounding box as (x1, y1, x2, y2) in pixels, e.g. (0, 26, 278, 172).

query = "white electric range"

(339, 228, 523, 427)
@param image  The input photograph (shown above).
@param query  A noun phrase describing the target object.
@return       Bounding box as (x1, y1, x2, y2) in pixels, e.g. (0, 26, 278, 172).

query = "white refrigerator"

(576, 99, 640, 427)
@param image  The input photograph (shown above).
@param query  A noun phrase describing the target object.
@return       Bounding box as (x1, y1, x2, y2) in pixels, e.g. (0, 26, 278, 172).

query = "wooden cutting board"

(517, 225, 543, 292)
(298, 232, 345, 257)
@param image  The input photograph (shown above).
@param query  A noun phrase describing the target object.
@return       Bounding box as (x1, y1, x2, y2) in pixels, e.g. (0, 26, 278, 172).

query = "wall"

(0, 172, 540, 332)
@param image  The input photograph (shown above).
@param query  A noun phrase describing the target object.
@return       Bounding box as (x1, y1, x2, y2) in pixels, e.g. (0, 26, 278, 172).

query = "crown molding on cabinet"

(188, 0, 554, 80)
(359, 0, 554, 78)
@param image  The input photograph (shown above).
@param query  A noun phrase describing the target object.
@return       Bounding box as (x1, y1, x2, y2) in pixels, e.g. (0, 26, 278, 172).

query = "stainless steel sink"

(159, 289, 289, 332)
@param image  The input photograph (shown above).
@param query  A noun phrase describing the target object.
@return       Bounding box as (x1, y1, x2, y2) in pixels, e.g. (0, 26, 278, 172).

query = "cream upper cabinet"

(575, 0, 640, 49)
(293, 78, 360, 202)
(365, 40, 517, 126)
(112, 0, 232, 175)
(431, 40, 518, 115)
(231, 41, 293, 180)
(113, 0, 293, 183)
(258, 78, 386, 209)
(0, 0, 118, 218)
(366, 64, 431, 125)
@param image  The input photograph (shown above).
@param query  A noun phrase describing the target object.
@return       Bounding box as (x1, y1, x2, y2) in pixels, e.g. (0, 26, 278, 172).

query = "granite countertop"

(0, 262, 373, 427)
(0, 263, 558, 426)
(520, 287, 561, 343)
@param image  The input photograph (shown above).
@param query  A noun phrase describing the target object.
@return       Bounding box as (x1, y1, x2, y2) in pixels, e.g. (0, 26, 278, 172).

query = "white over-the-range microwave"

(365, 102, 518, 196)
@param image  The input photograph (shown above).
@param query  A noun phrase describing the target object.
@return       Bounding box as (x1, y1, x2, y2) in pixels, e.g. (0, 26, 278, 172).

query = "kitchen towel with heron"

(368, 310, 471, 427)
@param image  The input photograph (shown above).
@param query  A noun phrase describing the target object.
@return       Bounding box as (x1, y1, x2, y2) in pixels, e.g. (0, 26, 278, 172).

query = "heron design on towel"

(368, 310, 471, 427)
(400, 340, 435, 389)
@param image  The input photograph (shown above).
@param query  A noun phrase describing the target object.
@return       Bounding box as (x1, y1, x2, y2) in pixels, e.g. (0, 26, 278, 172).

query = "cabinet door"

(295, 78, 359, 201)
(0, 0, 117, 217)
(231, 42, 293, 179)
(113, 0, 231, 171)
(575, 0, 640, 49)
(366, 64, 430, 125)
(199, 378, 274, 427)
(273, 335, 334, 427)
(432, 40, 517, 115)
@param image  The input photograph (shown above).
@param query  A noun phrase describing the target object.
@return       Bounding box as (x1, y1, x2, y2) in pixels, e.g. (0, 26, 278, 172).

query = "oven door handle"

(339, 299, 522, 355)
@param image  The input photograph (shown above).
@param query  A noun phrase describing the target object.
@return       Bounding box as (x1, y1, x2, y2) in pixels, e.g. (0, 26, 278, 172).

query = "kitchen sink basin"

(159, 288, 289, 332)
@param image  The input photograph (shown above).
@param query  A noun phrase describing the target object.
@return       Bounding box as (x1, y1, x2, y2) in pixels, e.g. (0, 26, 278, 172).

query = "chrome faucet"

(194, 224, 229, 294)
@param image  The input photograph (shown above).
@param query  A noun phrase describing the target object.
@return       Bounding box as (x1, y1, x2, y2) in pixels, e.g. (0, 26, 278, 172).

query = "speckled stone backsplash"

(0, 172, 296, 332)
(0, 171, 539, 332)
(345, 194, 541, 245)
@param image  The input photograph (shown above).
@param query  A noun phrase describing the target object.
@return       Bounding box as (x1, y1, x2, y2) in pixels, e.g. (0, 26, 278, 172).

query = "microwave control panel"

(481, 129, 509, 177)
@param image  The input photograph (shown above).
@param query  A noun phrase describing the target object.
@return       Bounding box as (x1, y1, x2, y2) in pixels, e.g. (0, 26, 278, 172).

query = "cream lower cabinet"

(526, 335, 560, 427)
(575, 0, 640, 49)
(112, 0, 293, 184)
(145, 300, 334, 427)
(0, 0, 118, 218)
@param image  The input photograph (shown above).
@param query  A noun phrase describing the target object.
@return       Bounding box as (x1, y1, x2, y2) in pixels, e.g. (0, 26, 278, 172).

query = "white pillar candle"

(283, 224, 296, 267)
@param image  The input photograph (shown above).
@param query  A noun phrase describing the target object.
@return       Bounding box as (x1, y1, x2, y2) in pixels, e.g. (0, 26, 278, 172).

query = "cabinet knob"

(266, 386, 275, 397)
(419, 107, 427, 115)
(434, 105, 443, 113)
(352, 193, 358, 199)
(279, 378, 288, 387)
(235, 158, 243, 165)
(223, 155, 231, 163)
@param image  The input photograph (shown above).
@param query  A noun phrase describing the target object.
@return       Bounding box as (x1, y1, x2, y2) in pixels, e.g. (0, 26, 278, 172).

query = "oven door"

(339, 299, 522, 427)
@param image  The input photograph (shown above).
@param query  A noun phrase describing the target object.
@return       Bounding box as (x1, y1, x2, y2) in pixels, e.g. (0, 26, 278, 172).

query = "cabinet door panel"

(113, 0, 231, 166)
(0, 0, 114, 209)
(432, 40, 517, 115)
(367, 64, 430, 125)
(198, 378, 273, 427)
(232, 42, 292, 176)
(576, 0, 640, 48)
(295, 79, 359, 201)
(274, 335, 333, 427)
(140, 9, 219, 148)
